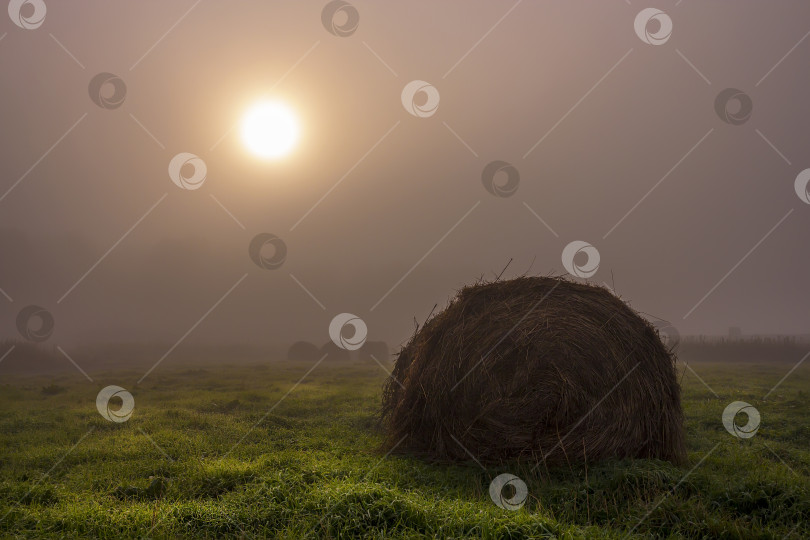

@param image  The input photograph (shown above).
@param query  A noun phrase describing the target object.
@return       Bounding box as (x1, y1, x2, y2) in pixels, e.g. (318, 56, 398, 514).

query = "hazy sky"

(1, 1, 809, 351)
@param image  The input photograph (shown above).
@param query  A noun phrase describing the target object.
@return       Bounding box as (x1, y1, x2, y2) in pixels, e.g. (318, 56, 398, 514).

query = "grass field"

(0, 357, 807, 538)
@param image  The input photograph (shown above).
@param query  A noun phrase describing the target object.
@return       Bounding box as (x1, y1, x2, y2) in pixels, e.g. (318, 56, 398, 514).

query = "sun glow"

(240, 101, 299, 159)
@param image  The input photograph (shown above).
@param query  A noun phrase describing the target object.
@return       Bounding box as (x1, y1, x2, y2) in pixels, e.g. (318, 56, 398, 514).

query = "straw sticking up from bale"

(381, 276, 686, 465)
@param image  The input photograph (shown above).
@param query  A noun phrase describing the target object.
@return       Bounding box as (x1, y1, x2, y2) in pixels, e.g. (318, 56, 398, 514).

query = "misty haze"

(1, 1, 808, 538)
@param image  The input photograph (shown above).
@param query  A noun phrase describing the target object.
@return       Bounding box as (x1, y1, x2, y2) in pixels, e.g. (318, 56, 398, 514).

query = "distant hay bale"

(287, 341, 320, 362)
(381, 276, 686, 465)
(359, 341, 389, 364)
(320, 342, 350, 362)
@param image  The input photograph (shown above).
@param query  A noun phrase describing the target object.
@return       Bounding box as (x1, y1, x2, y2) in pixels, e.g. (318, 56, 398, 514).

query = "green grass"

(0, 359, 807, 538)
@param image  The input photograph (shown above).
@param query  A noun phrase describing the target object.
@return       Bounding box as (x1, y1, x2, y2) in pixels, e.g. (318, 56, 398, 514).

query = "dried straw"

(381, 276, 686, 465)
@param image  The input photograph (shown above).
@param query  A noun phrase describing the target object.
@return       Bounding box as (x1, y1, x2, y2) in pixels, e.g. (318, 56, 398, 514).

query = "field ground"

(0, 357, 808, 538)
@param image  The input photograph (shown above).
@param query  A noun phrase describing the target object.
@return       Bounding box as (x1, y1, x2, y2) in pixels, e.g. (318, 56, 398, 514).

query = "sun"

(240, 101, 300, 159)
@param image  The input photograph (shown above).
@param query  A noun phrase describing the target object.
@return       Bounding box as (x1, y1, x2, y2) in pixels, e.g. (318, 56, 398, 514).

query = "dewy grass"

(0, 359, 807, 538)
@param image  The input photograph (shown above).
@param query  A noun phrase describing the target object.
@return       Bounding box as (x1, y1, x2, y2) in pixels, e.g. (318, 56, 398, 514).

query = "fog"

(2, 1, 809, 359)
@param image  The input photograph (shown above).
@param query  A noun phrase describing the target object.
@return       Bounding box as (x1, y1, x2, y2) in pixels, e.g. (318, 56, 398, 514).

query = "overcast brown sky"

(1, 1, 809, 351)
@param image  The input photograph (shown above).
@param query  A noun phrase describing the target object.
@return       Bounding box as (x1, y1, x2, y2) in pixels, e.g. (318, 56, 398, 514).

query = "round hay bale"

(287, 341, 320, 362)
(381, 276, 686, 465)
